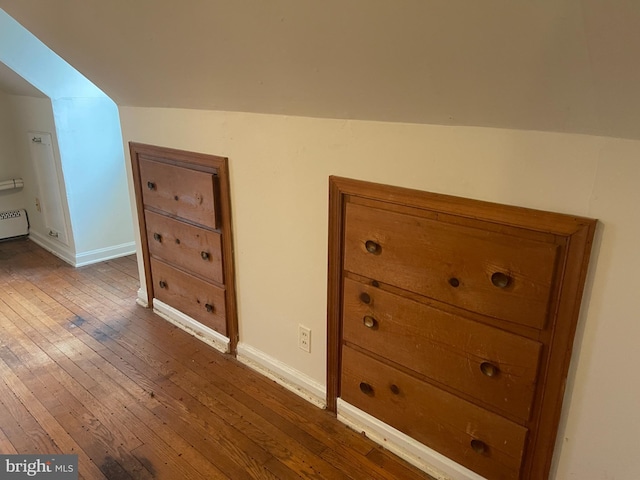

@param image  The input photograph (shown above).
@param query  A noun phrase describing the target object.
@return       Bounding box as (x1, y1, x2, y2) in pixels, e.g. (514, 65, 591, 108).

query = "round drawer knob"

(205, 303, 214, 313)
(390, 384, 400, 395)
(158, 280, 167, 289)
(470, 439, 487, 455)
(363, 316, 378, 329)
(365, 240, 381, 255)
(448, 277, 460, 288)
(147, 181, 156, 190)
(359, 292, 371, 304)
(491, 272, 511, 288)
(201, 251, 210, 260)
(480, 362, 499, 377)
(359, 382, 374, 396)
(153, 233, 162, 242)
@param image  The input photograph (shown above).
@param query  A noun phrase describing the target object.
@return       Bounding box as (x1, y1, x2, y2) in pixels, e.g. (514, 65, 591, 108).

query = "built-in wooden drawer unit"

(145, 210, 224, 285)
(131, 143, 238, 352)
(327, 176, 597, 480)
(341, 346, 527, 480)
(151, 258, 227, 334)
(342, 277, 541, 420)
(139, 157, 218, 228)
(344, 201, 559, 330)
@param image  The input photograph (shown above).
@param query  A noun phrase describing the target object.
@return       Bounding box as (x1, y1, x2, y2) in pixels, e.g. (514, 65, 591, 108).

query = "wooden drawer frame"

(326, 176, 596, 480)
(130, 143, 238, 352)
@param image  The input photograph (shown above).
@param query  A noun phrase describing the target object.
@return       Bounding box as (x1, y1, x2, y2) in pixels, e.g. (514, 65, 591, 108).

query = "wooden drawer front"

(150, 258, 226, 335)
(344, 203, 559, 329)
(139, 158, 217, 227)
(342, 278, 541, 420)
(145, 210, 223, 284)
(341, 346, 527, 480)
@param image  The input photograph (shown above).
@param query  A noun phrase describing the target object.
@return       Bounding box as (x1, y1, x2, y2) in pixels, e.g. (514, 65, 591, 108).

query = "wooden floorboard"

(0, 238, 437, 480)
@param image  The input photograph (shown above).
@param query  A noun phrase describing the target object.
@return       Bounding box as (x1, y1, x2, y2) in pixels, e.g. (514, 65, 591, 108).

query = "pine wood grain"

(0, 238, 436, 480)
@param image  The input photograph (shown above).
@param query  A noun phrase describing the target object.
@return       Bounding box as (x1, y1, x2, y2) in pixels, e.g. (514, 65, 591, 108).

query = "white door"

(28, 132, 69, 245)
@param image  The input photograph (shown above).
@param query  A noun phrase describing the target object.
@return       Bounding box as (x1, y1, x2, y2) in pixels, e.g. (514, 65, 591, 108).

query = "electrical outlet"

(298, 325, 311, 353)
(35, 198, 41, 212)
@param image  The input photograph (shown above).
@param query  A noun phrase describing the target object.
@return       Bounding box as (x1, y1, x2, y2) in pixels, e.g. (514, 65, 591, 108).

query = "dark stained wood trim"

(129, 143, 154, 306)
(326, 177, 345, 412)
(523, 221, 598, 479)
(216, 154, 239, 353)
(328, 176, 594, 235)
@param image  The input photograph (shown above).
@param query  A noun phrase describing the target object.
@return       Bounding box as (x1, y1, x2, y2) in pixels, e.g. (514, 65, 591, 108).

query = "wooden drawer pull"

(480, 361, 499, 377)
(158, 280, 167, 289)
(359, 292, 371, 304)
(359, 382, 374, 396)
(205, 303, 214, 313)
(363, 315, 378, 329)
(448, 277, 460, 288)
(470, 439, 488, 455)
(153, 232, 162, 242)
(491, 271, 511, 288)
(389, 384, 400, 395)
(201, 251, 210, 260)
(147, 181, 156, 190)
(365, 240, 381, 255)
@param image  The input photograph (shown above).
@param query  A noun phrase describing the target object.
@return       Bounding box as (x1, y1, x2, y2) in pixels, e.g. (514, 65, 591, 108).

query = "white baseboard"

(29, 232, 135, 267)
(74, 241, 136, 267)
(29, 230, 76, 266)
(152, 299, 230, 354)
(237, 343, 326, 409)
(337, 400, 487, 480)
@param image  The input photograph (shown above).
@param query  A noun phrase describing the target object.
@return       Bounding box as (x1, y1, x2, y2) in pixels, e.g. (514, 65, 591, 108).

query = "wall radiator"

(0, 209, 29, 241)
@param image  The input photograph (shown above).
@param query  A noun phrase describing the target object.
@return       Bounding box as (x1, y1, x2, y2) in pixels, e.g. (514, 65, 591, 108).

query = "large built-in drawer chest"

(130, 143, 238, 353)
(327, 177, 596, 479)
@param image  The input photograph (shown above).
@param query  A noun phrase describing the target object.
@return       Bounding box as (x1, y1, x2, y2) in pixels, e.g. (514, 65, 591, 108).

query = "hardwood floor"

(0, 238, 436, 480)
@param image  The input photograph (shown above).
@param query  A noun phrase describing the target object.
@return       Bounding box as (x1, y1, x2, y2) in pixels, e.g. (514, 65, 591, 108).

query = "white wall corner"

(236, 343, 327, 409)
(337, 400, 486, 480)
(73, 241, 136, 267)
(28, 230, 75, 266)
(153, 299, 230, 354)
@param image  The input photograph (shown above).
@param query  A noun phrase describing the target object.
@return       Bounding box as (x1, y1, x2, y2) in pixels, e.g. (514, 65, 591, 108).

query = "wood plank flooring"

(0, 238, 436, 480)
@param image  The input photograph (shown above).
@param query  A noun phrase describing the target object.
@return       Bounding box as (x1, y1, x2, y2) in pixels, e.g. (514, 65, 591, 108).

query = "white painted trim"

(74, 241, 136, 267)
(153, 299, 230, 354)
(29, 232, 136, 268)
(237, 343, 326, 409)
(337, 400, 487, 480)
(136, 287, 149, 308)
(29, 230, 75, 266)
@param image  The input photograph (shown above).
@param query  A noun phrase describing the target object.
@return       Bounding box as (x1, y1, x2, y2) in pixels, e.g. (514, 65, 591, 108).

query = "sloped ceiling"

(1, 1, 639, 139)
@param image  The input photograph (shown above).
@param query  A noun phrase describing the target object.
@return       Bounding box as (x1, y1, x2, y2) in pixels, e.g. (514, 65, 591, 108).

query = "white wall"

(120, 106, 640, 480)
(51, 96, 134, 256)
(0, 90, 25, 212)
